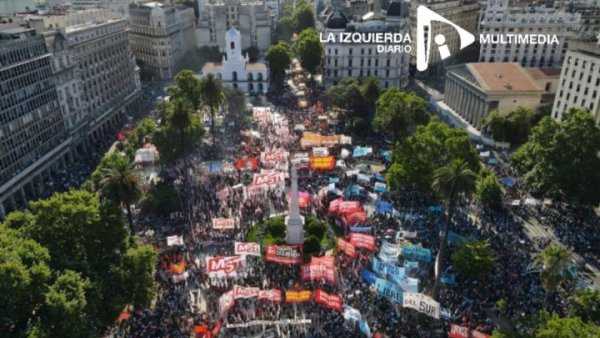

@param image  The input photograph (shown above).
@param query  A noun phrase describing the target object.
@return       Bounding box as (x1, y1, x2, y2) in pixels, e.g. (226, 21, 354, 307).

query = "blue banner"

(357, 173, 371, 183)
(353, 146, 372, 157)
(375, 200, 394, 214)
(375, 278, 403, 304)
(329, 177, 340, 184)
(374, 173, 386, 182)
(401, 245, 432, 262)
(361, 269, 377, 285)
(404, 260, 419, 270)
(344, 185, 363, 198)
(428, 205, 443, 212)
(385, 263, 406, 284)
(372, 257, 387, 277)
(208, 162, 222, 173)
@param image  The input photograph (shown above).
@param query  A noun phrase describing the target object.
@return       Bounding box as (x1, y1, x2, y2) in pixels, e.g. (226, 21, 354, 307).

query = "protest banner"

(315, 289, 343, 311)
(449, 324, 469, 338)
(309, 156, 336, 170)
(361, 269, 377, 285)
(212, 217, 236, 230)
(233, 285, 260, 299)
(402, 292, 440, 319)
(235, 157, 258, 171)
(206, 256, 246, 277)
(258, 289, 282, 302)
(167, 235, 184, 246)
(265, 245, 303, 265)
(343, 305, 362, 322)
(301, 256, 336, 284)
(234, 242, 261, 256)
(374, 278, 403, 304)
(312, 147, 329, 156)
(225, 319, 311, 328)
(352, 146, 373, 157)
(337, 238, 356, 258)
(252, 172, 285, 188)
(348, 233, 375, 251)
(379, 241, 399, 263)
(285, 290, 312, 303)
(260, 150, 288, 166)
(374, 182, 387, 193)
(401, 245, 432, 262)
(291, 152, 310, 164)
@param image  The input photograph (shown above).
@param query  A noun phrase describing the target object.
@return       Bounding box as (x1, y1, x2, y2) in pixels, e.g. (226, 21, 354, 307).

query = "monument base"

(285, 215, 305, 245)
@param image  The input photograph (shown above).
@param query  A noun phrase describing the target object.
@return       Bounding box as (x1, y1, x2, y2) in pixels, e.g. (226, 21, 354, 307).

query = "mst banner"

(206, 256, 246, 277)
(348, 233, 376, 251)
(212, 218, 236, 230)
(232, 285, 260, 299)
(234, 242, 261, 256)
(314, 289, 343, 311)
(402, 292, 440, 319)
(258, 289, 282, 302)
(265, 245, 303, 265)
(337, 238, 356, 257)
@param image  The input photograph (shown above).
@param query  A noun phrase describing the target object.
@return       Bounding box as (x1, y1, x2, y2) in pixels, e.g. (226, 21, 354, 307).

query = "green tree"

(451, 240, 495, 279)
(99, 156, 142, 235)
(140, 184, 181, 215)
(431, 159, 477, 299)
(534, 245, 575, 308)
(40, 270, 91, 338)
(167, 69, 202, 110)
(154, 113, 204, 164)
(512, 108, 600, 205)
(568, 289, 600, 324)
(483, 110, 508, 142)
(242, 46, 259, 63)
(361, 76, 381, 113)
(199, 73, 225, 144)
(276, 16, 295, 41)
(304, 235, 321, 255)
(305, 218, 326, 239)
(265, 41, 292, 86)
(224, 87, 247, 117)
(122, 244, 157, 308)
(373, 88, 428, 148)
(386, 118, 480, 193)
(293, 4, 315, 31)
(484, 107, 536, 145)
(476, 170, 503, 207)
(166, 97, 194, 165)
(0, 224, 51, 336)
(536, 313, 600, 338)
(294, 28, 323, 75)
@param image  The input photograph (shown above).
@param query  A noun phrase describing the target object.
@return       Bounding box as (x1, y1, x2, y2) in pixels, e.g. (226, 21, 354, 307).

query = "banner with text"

(315, 289, 343, 311)
(258, 289, 282, 302)
(348, 233, 376, 251)
(301, 256, 336, 284)
(265, 245, 303, 265)
(234, 242, 261, 256)
(337, 238, 356, 258)
(285, 290, 312, 303)
(402, 292, 440, 319)
(206, 256, 246, 278)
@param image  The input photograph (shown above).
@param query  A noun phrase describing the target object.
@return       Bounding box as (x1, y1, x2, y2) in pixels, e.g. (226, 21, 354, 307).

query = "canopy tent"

(134, 145, 159, 164)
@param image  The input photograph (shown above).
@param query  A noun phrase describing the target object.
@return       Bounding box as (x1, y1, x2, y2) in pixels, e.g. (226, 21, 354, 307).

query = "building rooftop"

(526, 68, 561, 78)
(469, 63, 542, 92)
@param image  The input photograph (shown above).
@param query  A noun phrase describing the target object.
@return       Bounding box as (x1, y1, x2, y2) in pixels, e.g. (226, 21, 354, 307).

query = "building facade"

(551, 38, 600, 124)
(0, 28, 70, 219)
(409, 0, 480, 74)
(196, 0, 272, 52)
(201, 28, 269, 94)
(444, 62, 557, 130)
(479, 0, 581, 68)
(129, 1, 195, 80)
(322, 8, 410, 89)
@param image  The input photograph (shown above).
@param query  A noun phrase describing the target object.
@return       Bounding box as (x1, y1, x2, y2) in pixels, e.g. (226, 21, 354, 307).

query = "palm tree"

(99, 157, 142, 235)
(199, 74, 225, 144)
(431, 159, 477, 300)
(167, 98, 194, 165)
(534, 245, 575, 308)
(361, 76, 381, 113)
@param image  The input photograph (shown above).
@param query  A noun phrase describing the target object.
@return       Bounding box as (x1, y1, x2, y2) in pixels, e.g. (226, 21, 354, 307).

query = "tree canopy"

(386, 117, 480, 193)
(451, 239, 495, 279)
(512, 108, 600, 206)
(536, 313, 600, 338)
(476, 168, 503, 208)
(373, 88, 428, 148)
(1, 190, 157, 337)
(265, 41, 292, 86)
(483, 107, 536, 145)
(294, 28, 323, 75)
(276, 0, 315, 40)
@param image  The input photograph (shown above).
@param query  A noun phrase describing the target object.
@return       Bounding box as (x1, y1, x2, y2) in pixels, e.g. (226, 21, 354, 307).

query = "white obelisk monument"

(286, 165, 305, 244)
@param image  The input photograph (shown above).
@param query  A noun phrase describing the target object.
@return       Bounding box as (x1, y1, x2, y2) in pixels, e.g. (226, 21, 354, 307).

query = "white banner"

(402, 292, 440, 319)
(226, 319, 311, 328)
(313, 147, 329, 156)
(206, 256, 246, 277)
(167, 235, 184, 246)
(212, 217, 236, 229)
(252, 172, 285, 188)
(234, 242, 261, 256)
(233, 285, 260, 299)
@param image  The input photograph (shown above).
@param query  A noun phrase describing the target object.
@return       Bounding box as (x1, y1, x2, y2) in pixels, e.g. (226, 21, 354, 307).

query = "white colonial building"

(201, 28, 269, 94)
(479, 0, 581, 68)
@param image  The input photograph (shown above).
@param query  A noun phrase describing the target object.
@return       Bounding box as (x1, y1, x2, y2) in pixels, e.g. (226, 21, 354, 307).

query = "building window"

(231, 42, 235, 50)
(232, 71, 238, 81)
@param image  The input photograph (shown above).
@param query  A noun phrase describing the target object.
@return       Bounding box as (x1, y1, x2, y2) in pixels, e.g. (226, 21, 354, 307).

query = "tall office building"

(0, 28, 70, 219)
(479, 0, 580, 68)
(129, 1, 196, 80)
(196, 0, 272, 52)
(551, 38, 600, 124)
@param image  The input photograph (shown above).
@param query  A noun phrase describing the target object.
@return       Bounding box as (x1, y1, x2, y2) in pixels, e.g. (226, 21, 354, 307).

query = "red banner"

(234, 242, 261, 256)
(337, 201, 362, 215)
(206, 256, 246, 277)
(314, 289, 343, 311)
(233, 285, 260, 299)
(285, 290, 312, 303)
(448, 324, 469, 338)
(342, 211, 367, 226)
(337, 238, 356, 258)
(265, 245, 303, 265)
(252, 172, 285, 188)
(471, 330, 490, 338)
(235, 157, 258, 171)
(258, 289, 282, 302)
(301, 256, 336, 284)
(348, 233, 375, 251)
(212, 218, 236, 229)
(309, 156, 335, 170)
(327, 198, 343, 214)
(261, 150, 288, 165)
